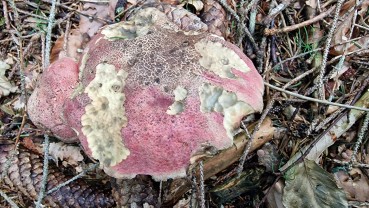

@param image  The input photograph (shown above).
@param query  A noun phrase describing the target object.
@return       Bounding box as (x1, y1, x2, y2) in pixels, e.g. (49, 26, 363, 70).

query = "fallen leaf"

(335, 169, 369, 202)
(48, 142, 84, 168)
(283, 160, 348, 208)
(0, 60, 18, 98)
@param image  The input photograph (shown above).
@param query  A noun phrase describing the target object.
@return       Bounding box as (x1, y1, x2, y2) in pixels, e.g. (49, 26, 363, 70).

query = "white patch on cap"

(81, 63, 130, 167)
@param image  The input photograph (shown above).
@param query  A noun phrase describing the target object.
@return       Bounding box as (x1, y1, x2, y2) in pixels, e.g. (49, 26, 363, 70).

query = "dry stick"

(44, 0, 58, 69)
(35, 135, 50, 208)
(279, 85, 369, 173)
(158, 181, 162, 205)
(199, 161, 205, 208)
(216, 0, 258, 50)
(238, 62, 274, 177)
(216, 0, 240, 22)
(237, 47, 274, 175)
(328, 158, 369, 169)
(2, 0, 11, 29)
(240, 22, 259, 51)
(6, 0, 19, 25)
(41, 32, 46, 71)
(16, 7, 48, 20)
(0, 190, 19, 208)
(46, 163, 99, 194)
(317, 0, 345, 100)
(264, 6, 335, 36)
(237, 97, 276, 176)
(39, 0, 112, 24)
(242, 0, 259, 15)
(262, 0, 291, 26)
(350, 112, 369, 164)
(264, 82, 369, 112)
(273, 35, 369, 70)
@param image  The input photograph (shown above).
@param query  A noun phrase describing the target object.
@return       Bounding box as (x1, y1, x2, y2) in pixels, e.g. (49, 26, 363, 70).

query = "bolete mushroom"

(28, 7, 264, 180)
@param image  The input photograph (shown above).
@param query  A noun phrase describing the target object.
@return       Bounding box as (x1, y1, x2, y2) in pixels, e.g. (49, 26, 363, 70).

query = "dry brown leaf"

(79, 2, 113, 38)
(50, 29, 87, 62)
(22, 137, 43, 154)
(331, 2, 369, 55)
(0, 60, 18, 98)
(48, 142, 84, 169)
(335, 169, 369, 202)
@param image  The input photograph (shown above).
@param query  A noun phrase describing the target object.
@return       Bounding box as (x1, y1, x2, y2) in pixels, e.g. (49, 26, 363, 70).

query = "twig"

(273, 35, 369, 70)
(216, 0, 240, 22)
(158, 181, 162, 205)
(262, 0, 291, 26)
(0, 143, 19, 181)
(257, 37, 267, 72)
(236, 122, 253, 175)
(16, 7, 48, 20)
(242, 0, 259, 15)
(264, 6, 335, 35)
(199, 161, 205, 208)
(0, 190, 19, 208)
(35, 134, 50, 208)
(246, 5, 258, 57)
(2, 0, 11, 29)
(46, 163, 99, 194)
(317, 0, 345, 100)
(237, 95, 276, 175)
(328, 158, 369, 169)
(44, 0, 58, 69)
(350, 112, 369, 164)
(6, 0, 20, 27)
(280, 89, 369, 172)
(215, 0, 258, 50)
(39, 0, 112, 24)
(41, 33, 46, 70)
(264, 82, 369, 112)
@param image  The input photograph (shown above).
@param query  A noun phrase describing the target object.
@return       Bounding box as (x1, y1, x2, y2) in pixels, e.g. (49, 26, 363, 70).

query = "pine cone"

(200, 0, 228, 37)
(111, 175, 159, 207)
(0, 141, 115, 208)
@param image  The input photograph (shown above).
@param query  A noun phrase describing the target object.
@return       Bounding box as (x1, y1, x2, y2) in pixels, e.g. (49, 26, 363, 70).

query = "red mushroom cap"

(28, 8, 264, 180)
(28, 57, 79, 142)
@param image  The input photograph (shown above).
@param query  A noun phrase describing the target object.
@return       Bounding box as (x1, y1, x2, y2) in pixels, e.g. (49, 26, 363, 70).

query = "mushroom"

(28, 8, 264, 180)
(28, 57, 79, 142)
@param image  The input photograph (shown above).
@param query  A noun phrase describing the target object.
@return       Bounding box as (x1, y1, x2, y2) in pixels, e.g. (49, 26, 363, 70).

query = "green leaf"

(283, 159, 348, 208)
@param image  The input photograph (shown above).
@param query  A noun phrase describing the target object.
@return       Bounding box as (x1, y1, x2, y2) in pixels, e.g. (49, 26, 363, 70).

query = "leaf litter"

(0, 0, 369, 207)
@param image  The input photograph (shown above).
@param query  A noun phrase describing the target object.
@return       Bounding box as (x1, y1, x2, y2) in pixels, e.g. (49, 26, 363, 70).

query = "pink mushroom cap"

(28, 57, 79, 142)
(28, 8, 264, 180)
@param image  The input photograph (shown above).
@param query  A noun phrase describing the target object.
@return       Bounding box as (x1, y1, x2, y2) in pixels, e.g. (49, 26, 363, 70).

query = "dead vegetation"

(0, 0, 369, 207)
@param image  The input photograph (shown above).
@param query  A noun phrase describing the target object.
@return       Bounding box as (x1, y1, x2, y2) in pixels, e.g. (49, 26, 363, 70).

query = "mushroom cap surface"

(28, 7, 264, 180)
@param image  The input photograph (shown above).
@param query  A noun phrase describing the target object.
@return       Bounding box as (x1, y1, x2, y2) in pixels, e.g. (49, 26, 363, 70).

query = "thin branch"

(216, 0, 240, 22)
(264, 6, 335, 35)
(0, 190, 19, 208)
(199, 161, 205, 208)
(350, 112, 369, 164)
(264, 82, 369, 112)
(44, 0, 58, 68)
(35, 135, 50, 208)
(262, 0, 291, 26)
(46, 163, 99, 194)
(317, 0, 345, 100)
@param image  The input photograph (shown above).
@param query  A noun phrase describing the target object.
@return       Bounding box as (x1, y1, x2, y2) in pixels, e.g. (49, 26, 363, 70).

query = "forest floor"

(0, 0, 369, 207)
